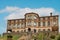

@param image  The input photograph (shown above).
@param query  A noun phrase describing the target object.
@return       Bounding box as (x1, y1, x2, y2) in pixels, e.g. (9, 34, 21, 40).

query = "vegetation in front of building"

(0, 33, 60, 40)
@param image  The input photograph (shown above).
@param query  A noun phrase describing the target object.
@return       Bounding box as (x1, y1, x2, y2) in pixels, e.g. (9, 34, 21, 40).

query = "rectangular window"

(43, 29, 45, 31)
(48, 17, 50, 20)
(43, 17, 45, 20)
(41, 22, 43, 27)
(53, 17, 56, 19)
(34, 22, 37, 27)
(43, 22, 45, 26)
(39, 22, 41, 26)
(40, 18, 43, 20)
(27, 21, 31, 26)
(28, 15, 32, 19)
(14, 24, 17, 27)
(48, 21, 50, 26)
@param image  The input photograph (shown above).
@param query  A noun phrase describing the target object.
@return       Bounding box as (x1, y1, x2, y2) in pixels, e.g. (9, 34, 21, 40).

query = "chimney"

(50, 12, 52, 16)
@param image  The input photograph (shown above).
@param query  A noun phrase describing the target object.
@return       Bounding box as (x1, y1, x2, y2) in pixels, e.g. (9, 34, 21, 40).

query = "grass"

(0, 33, 60, 40)
(12, 35, 20, 40)
(0, 34, 21, 40)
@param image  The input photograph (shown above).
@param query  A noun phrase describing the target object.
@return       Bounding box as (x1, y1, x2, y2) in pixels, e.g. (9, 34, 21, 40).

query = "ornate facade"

(7, 12, 59, 34)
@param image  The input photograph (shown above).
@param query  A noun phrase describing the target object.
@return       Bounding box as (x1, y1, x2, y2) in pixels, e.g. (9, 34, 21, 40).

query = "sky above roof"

(0, 0, 60, 34)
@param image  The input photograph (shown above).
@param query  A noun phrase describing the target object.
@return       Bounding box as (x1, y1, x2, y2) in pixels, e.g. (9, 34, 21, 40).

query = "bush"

(50, 35, 55, 39)
(57, 35, 60, 40)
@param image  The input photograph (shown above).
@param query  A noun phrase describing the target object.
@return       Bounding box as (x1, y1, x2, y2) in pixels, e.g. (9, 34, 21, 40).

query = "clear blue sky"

(0, 0, 60, 34)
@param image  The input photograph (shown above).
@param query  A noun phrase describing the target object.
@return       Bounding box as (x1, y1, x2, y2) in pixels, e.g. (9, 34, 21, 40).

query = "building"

(7, 12, 59, 34)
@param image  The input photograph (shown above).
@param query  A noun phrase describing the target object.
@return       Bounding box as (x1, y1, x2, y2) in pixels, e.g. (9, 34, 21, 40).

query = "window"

(34, 22, 37, 26)
(21, 23, 24, 27)
(7, 30, 12, 33)
(40, 18, 43, 20)
(48, 17, 50, 20)
(27, 21, 31, 26)
(34, 15, 37, 19)
(53, 17, 56, 19)
(48, 29, 50, 31)
(18, 24, 20, 28)
(43, 29, 45, 31)
(41, 22, 43, 26)
(27, 15, 32, 19)
(24, 30, 26, 32)
(14, 24, 17, 27)
(21, 30, 23, 32)
(28, 28, 31, 32)
(17, 31, 19, 33)
(34, 29, 36, 33)
(43, 22, 45, 26)
(48, 21, 50, 26)
(43, 17, 45, 20)
(8, 21, 11, 26)
(9, 24, 13, 29)
(53, 22, 56, 26)
(39, 22, 41, 26)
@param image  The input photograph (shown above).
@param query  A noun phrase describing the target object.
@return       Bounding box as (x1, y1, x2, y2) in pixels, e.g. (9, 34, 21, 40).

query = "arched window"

(34, 29, 36, 33)
(17, 31, 19, 33)
(7, 29, 12, 33)
(28, 28, 31, 32)
(48, 29, 50, 31)
(21, 30, 23, 33)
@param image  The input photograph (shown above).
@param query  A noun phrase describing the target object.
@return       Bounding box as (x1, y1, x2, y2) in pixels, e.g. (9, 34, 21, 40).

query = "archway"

(28, 28, 31, 32)
(7, 29, 12, 33)
(34, 29, 36, 33)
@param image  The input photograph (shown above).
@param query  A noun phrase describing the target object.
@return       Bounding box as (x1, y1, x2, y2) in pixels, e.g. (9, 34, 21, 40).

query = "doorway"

(28, 28, 31, 32)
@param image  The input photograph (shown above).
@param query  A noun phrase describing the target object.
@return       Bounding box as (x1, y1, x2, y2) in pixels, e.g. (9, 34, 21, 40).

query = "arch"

(17, 31, 19, 33)
(48, 29, 50, 31)
(24, 30, 26, 32)
(28, 28, 31, 32)
(7, 29, 12, 33)
(34, 29, 36, 33)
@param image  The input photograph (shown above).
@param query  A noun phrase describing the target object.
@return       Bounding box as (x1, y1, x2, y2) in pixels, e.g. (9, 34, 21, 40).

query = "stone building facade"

(7, 12, 59, 34)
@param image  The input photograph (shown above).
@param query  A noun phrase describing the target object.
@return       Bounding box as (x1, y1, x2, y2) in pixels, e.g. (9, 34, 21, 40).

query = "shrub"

(57, 35, 60, 40)
(50, 35, 55, 39)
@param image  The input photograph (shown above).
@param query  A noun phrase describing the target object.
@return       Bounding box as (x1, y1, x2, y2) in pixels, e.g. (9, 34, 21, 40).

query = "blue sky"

(0, 0, 60, 34)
